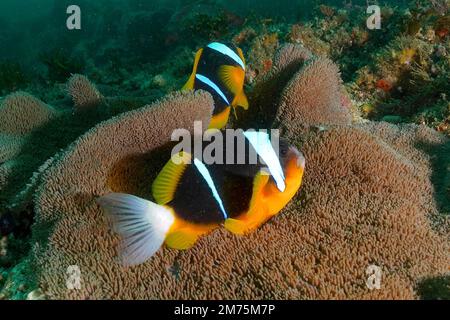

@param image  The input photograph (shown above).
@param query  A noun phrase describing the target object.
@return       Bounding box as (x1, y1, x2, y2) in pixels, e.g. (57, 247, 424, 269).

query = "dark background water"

(0, 0, 410, 62)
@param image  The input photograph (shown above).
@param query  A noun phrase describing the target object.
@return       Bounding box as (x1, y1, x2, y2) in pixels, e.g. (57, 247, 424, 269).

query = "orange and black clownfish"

(183, 42, 249, 129)
(97, 131, 305, 266)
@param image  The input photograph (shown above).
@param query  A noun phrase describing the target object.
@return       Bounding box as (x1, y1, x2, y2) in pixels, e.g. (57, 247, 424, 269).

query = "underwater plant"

(0, 61, 27, 95)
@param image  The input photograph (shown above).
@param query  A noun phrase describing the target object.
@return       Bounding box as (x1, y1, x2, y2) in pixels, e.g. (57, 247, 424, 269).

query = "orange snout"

(263, 146, 305, 216)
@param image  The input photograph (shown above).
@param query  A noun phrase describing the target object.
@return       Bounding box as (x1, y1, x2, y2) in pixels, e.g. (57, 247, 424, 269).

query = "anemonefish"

(97, 131, 305, 266)
(183, 42, 249, 129)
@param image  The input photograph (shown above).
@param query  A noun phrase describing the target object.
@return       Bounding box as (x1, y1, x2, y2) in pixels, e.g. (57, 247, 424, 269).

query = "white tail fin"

(97, 193, 175, 266)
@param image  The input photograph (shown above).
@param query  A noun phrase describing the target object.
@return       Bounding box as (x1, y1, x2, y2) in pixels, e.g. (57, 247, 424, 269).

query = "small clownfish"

(97, 131, 305, 266)
(183, 42, 249, 129)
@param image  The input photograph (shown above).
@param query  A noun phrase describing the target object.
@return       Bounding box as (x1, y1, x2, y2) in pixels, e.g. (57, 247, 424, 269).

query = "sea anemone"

(0, 92, 57, 135)
(67, 74, 104, 111)
(275, 56, 351, 132)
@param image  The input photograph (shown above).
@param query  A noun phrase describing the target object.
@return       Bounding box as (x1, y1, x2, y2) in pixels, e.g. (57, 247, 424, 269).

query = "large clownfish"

(183, 42, 249, 129)
(98, 131, 305, 266)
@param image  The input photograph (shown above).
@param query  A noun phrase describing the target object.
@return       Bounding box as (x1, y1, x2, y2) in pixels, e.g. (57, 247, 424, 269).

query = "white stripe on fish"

(195, 74, 230, 105)
(207, 42, 245, 70)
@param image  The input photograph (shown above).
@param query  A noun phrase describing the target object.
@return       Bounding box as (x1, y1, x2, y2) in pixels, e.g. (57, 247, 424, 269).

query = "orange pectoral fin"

(224, 171, 270, 235)
(224, 207, 267, 235)
(218, 65, 245, 94)
(165, 219, 217, 250)
(182, 48, 203, 90)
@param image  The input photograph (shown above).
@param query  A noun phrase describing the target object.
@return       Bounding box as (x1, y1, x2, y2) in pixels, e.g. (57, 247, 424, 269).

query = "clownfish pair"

(98, 131, 305, 266)
(183, 42, 249, 129)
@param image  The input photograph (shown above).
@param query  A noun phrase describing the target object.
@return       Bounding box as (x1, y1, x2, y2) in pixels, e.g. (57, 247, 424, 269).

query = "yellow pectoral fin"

(218, 65, 245, 94)
(152, 152, 191, 204)
(182, 48, 203, 90)
(233, 90, 249, 110)
(224, 212, 264, 235)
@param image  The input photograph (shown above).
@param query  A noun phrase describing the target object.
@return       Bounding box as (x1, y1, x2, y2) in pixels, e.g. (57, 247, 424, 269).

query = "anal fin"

(224, 218, 251, 235)
(165, 229, 199, 250)
(234, 90, 249, 110)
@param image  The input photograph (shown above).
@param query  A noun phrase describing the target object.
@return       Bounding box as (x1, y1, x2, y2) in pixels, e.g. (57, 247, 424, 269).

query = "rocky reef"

(0, 0, 449, 300)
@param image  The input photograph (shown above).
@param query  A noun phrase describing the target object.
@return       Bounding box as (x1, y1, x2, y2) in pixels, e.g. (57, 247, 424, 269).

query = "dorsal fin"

(182, 48, 203, 90)
(152, 152, 191, 204)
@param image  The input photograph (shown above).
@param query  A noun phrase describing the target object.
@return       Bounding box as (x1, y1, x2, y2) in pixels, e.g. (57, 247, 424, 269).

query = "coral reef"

(39, 49, 85, 83)
(241, 44, 314, 128)
(0, 77, 155, 217)
(0, 134, 24, 164)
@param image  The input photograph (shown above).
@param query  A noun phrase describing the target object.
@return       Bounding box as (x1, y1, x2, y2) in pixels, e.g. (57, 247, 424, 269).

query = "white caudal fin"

(97, 193, 175, 266)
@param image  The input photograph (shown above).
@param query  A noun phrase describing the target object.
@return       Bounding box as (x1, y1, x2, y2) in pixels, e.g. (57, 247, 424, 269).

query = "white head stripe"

(195, 74, 230, 105)
(193, 158, 228, 219)
(244, 131, 286, 192)
(207, 42, 245, 70)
